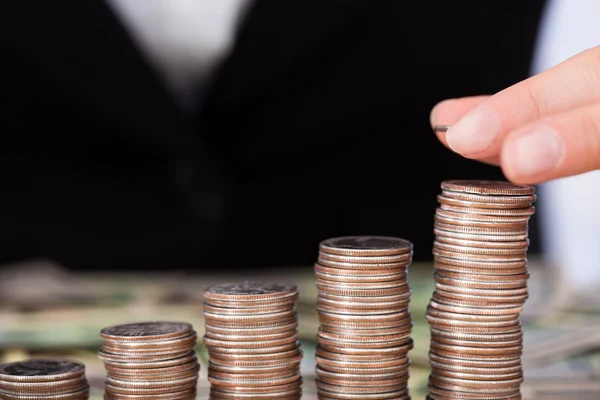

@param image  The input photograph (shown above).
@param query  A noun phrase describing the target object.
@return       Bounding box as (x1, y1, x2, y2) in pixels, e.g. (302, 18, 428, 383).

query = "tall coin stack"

(203, 282, 303, 400)
(427, 180, 536, 400)
(98, 321, 200, 400)
(0, 359, 89, 399)
(314, 236, 414, 400)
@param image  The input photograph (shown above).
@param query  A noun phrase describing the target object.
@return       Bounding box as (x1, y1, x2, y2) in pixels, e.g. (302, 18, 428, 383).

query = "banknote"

(0, 258, 598, 400)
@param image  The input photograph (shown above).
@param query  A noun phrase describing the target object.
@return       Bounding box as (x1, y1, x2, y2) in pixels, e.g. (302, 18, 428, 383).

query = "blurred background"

(1, 0, 599, 399)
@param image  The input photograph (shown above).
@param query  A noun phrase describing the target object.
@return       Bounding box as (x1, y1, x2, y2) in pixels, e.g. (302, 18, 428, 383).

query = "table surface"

(0, 259, 599, 399)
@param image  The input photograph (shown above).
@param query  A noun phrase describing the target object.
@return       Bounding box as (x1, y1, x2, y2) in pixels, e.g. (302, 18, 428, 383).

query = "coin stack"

(0, 359, 89, 399)
(98, 321, 200, 400)
(426, 180, 536, 400)
(203, 282, 303, 399)
(314, 236, 414, 400)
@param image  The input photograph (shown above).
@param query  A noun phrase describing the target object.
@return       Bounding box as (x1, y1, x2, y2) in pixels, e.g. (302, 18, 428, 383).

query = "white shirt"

(531, 0, 600, 289)
(105, 0, 253, 112)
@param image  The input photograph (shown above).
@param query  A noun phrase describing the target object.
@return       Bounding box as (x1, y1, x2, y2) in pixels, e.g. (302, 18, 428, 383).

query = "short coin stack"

(314, 236, 414, 400)
(98, 321, 200, 400)
(0, 359, 89, 399)
(203, 282, 303, 399)
(427, 180, 536, 400)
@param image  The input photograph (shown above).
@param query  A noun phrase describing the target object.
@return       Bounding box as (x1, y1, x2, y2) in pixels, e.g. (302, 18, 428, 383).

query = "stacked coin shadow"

(426, 180, 536, 400)
(203, 282, 303, 399)
(314, 236, 414, 400)
(0, 359, 89, 400)
(98, 321, 200, 400)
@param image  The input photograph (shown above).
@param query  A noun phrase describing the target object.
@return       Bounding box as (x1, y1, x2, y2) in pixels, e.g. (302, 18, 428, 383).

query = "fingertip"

(500, 125, 565, 185)
(430, 96, 492, 152)
(429, 96, 491, 127)
(430, 99, 462, 150)
(430, 99, 451, 127)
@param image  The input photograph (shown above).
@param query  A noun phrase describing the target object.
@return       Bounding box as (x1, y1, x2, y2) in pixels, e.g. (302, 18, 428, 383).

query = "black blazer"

(1, 0, 546, 271)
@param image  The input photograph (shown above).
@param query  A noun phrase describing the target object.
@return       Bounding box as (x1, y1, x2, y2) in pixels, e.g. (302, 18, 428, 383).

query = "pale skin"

(430, 45, 600, 185)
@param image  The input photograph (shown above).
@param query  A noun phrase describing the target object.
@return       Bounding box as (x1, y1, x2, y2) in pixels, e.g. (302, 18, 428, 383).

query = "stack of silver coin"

(98, 321, 200, 400)
(0, 359, 89, 399)
(315, 236, 414, 400)
(427, 180, 536, 400)
(203, 282, 303, 400)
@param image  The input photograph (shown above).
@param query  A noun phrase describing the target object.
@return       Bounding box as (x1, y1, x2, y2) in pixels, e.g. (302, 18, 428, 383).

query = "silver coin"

(204, 281, 298, 298)
(101, 322, 192, 339)
(0, 360, 84, 382)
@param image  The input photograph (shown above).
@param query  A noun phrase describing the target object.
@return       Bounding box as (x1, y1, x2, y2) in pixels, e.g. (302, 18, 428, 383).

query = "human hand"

(430, 45, 600, 185)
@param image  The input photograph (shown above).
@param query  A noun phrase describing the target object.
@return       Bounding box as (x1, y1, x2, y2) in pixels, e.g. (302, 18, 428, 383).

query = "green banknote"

(0, 259, 598, 399)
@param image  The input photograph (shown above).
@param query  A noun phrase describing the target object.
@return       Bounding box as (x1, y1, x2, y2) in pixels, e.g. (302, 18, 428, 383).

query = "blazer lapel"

(201, 0, 369, 114)
(1, 0, 195, 156)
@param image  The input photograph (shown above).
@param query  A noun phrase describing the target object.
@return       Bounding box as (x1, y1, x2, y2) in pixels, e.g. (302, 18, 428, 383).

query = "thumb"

(501, 102, 600, 185)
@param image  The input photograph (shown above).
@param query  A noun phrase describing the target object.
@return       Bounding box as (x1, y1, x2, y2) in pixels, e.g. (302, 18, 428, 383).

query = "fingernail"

(505, 126, 564, 178)
(446, 108, 500, 155)
(429, 102, 441, 127)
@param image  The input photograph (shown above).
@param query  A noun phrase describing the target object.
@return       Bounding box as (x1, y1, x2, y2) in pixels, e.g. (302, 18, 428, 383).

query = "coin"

(207, 350, 303, 368)
(203, 309, 297, 323)
(98, 322, 200, 400)
(434, 213, 529, 230)
(317, 295, 410, 310)
(204, 329, 297, 342)
(434, 220, 528, 236)
(204, 282, 298, 302)
(427, 307, 518, 322)
(435, 208, 532, 223)
(101, 353, 197, 370)
(441, 180, 535, 196)
(433, 125, 449, 133)
(315, 236, 414, 398)
(316, 380, 408, 394)
(434, 228, 528, 242)
(204, 322, 298, 336)
(316, 284, 410, 297)
(433, 241, 527, 256)
(434, 261, 529, 275)
(318, 252, 412, 264)
(105, 359, 199, 376)
(102, 333, 197, 350)
(316, 258, 410, 270)
(203, 281, 302, 399)
(0, 360, 85, 383)
(314, 270, 407, 283)
(427, 180, 535, 399)
(435, 235, 529, 249)
(437, 195, 532, 210)
(107, 364, 200, 382)
(210, 387, 301, 399)
(208, 362, 299, 375)
(440, 203, 536, 216)
(318, 388, 409, 399)
(315, 264, 406, 280)
(206, 296, 298, 309)
(0, 359, 89, 399)
(316, 277, 408, 288)
(434, 256, 528, 269)
(203, 303, 294, 315)
(100, 322, 193, 342)
(319, 292, 411, 303)
(319, 236, 412, 256)
(0, 389, 90, 400)
(104, 388, 195, 399)
(316, 367, 408, 385)
(441, 190, 536, 204)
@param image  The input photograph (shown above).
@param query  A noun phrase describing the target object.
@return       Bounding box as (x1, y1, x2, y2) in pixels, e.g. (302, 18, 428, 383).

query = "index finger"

(430, 96, 489, 149)
(442, 45, 600, 158)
